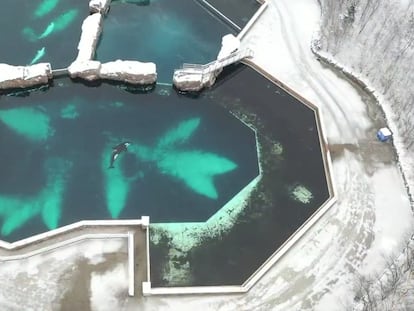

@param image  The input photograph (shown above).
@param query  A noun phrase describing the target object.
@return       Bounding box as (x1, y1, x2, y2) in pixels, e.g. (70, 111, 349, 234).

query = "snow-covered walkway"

(0, 0, 412, 310)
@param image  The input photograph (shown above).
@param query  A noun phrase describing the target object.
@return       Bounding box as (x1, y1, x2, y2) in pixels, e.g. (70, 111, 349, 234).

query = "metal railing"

(176, 48, 254, 76)
(194, 0, 241, 31)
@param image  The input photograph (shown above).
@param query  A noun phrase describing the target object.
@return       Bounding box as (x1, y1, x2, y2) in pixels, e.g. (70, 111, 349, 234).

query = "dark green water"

(1, 0, 260, 82)
(0, 0, 86, 67)
(150, 65, 331, 287)
(198, 0, 261, 30)
(1, 0, 327, 288)
(0, 79, 258, 242)
(97, 0, 236, 82)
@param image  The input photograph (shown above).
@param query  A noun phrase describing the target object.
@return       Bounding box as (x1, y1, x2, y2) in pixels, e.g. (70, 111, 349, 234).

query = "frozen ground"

(0, 0, 412, 310)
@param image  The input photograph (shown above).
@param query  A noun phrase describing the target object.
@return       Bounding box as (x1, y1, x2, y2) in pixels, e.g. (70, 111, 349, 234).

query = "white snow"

(316, 0, 414, 202)
(68, 60, 101, 80)
(90, 263, 128, 311)
(89, 0, 111, 14)
(99, 60, 157, 84)
(360, 165, 412, 275)
(69, 59, 157, 84)
(217, 34, 240, 59)
(75, 13, 103, 62)
(0, 238, 126, 311)
(71, 8, 158, 84)
(0, 63, 52, 89)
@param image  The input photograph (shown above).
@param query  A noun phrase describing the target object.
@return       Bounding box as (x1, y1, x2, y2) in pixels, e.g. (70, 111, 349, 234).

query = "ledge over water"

(0, 63, 52, 90)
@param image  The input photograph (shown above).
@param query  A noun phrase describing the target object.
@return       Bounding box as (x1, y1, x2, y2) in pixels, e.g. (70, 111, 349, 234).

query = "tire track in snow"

(272, 0, 372, 144)
(232, 1, 378, 309)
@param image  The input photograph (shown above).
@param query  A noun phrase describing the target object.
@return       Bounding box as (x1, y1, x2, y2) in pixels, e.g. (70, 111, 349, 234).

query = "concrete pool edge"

(0, 218, 148, 251)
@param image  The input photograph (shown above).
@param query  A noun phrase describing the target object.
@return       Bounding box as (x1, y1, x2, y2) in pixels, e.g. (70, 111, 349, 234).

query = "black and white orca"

(109, 142, 131, 169)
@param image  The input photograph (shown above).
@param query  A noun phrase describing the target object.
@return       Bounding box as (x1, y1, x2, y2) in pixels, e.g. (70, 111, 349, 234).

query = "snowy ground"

(0, 0, 413, 310)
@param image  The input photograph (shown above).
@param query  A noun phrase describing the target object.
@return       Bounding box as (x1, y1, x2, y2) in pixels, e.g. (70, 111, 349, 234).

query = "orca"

(109, 142, 131, 169)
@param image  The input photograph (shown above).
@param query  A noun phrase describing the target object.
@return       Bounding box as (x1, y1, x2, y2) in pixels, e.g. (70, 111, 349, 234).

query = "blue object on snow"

(377, 127, 392, 142)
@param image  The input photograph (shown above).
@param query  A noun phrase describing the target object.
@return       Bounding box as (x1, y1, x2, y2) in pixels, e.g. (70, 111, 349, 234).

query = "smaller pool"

(97, 0, 236, 82)
(1, 0, 86, 68)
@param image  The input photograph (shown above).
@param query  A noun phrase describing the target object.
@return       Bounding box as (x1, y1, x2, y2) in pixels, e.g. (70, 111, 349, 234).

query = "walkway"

(174, 48, 254, 76)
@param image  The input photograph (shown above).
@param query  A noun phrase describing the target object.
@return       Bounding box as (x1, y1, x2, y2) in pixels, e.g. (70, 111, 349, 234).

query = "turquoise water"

(1, 0, 85, 68)
(0, 79, 258, 242)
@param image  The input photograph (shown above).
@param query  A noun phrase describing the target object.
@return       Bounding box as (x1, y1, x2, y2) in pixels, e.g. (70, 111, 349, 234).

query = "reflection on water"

(0, 81, 258, 242)
(130, 118, 238, 199)
(34, 0, 60, 19)
(0, 107, 54, 141)
(0, 157, 71, 236)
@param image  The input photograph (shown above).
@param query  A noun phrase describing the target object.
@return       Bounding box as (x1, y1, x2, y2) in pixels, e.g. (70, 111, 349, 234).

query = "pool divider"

(68, 1, 157, 85)
(237, 0, 269, 40)
(128, 231, 135, 296)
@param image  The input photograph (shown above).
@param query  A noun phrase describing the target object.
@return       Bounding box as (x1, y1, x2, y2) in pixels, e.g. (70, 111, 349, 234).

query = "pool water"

(202, 0, 261, 29)
(0, 79, 259, 242)
(0, 0, 86, 68)
(97, 0, 236, 82)
(1, 0, 261, 82)
(150, 64, 331, 287)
